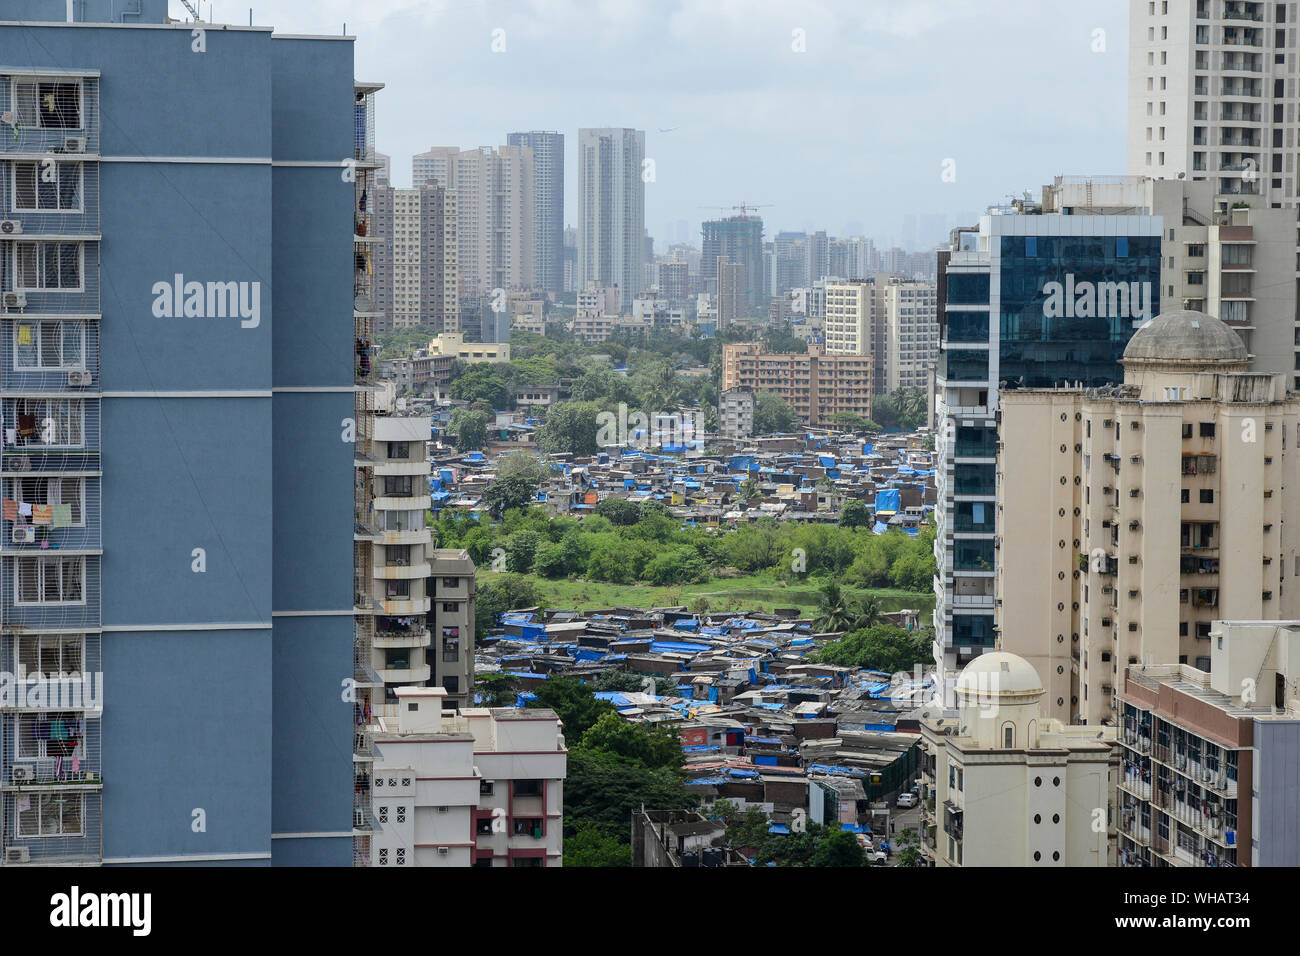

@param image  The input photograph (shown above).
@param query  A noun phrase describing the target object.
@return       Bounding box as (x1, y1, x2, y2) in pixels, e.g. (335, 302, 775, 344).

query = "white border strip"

(99, 156, 270, 165)
(101, 391, 272, 398)
(101, 622, 271, 632)
(272, 610, 356, 617)
(273, 387, 358, 393)
(271, 831, 352, 839)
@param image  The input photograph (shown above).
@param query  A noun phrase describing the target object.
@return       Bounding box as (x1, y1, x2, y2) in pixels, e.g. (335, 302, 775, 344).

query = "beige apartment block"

(919, 652, 1117, 867)
(721, 342, 873, 427)
(823, 280, 875, 356)
(997, 310, 1300, 726)
(881, 275, 939, 392)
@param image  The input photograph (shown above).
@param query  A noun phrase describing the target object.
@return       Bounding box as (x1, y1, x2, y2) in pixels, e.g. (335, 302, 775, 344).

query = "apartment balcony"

(0, 318, 101, 395)
(1118, 772, 1153, 801)
(374, 459, 431, 477)
(374, 495, 432, 511)
(1, 397, 101, 474)
(376, 662, 432, 684)
(2, 710, 101, 789)
(372, 625, 431, 649)
(0, 789, 101, 866)
(1117, 814, 1152, 848)
(375, 595, 431, 617)
(374, 561, 431, 580)
(1, 553, 99, 630)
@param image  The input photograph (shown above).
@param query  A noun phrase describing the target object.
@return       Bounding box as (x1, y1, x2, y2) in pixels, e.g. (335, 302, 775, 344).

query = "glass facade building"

(933, 212, 1162, 685)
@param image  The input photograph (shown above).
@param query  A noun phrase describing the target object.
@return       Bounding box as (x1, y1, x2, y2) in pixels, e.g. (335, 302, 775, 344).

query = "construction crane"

(178, 0, 203, 21)
(697, 202, 773, 219)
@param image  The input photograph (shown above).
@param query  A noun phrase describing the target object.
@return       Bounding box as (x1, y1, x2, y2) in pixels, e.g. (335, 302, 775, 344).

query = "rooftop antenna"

(178, 0, 202, 20)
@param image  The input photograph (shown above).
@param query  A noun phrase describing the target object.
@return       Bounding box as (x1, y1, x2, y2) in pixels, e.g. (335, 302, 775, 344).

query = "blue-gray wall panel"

(100, 162, 273, 391)
(1254, 719, 1300, 867)
(271, 166, 352, 387)
(101, 396, 271, 625)
(272, 391, 352, 611)
(101, 628, 271, 861)
(271, 615, 352, 841)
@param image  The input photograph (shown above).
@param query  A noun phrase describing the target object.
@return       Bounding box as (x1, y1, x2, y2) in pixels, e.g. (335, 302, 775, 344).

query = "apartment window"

(480, 780, 494, 796)
(442, 626, 460, 662)
(514, 779, 543, 798)
(385, 579, 410, 599)
(8, 398, 83, 448)
(14, 791, 84, 838)
(442, 601, 458, 612)
(12, 161, 83, 212)
(385, 544, 411, 567)
(15, 633, 82, 676)
(1200, 489, 1214, 503)
(443, 675, 459, 693)
(15, 555, 84, 605)
(1181, 488, 1190, 503)
(387, 441, 410, 459)
(6, 477, 84, 526)
(1199, 422, 1215, 438)
(12, 78, 81, 130)
(1181, 423, 1193, 439)
(13, 241, 83, 291)
(383, 475, 413, 497)
(442, 577, 460, 588)
(13, 321, 86, 371)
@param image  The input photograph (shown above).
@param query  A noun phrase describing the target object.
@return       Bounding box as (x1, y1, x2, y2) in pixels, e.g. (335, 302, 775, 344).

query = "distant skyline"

(172, 0, 1129, 249)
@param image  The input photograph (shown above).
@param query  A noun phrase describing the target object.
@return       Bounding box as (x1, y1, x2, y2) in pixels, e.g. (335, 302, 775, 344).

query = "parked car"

(896, 792, 918, 808)
(868, 849, 888, 865)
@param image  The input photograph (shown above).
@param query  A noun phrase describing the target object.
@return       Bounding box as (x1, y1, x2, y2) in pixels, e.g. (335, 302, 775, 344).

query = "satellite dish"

(1177, 171, 1186, 180)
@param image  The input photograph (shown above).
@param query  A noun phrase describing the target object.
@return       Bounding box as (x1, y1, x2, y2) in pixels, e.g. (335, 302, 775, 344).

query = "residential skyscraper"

(0, 0, 364, 866)
(578, 127, 645, 302)
(1127, 0, 1299, 211)
(410, 146, 534, 296)
(701, 215, 765, 313)
(506, 131, 564, 294)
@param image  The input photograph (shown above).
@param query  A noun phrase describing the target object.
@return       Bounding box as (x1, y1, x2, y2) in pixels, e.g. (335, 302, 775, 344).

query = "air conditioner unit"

(0, 220, 22, 236)
(2, 292, 26, 311)
(4, 846, 30, 864)
(436, 847, 449, 856)
(10, 456, 31, 472)
(11, 763, 34, 783)
(11, 527, 34, 544)
(66, 370, 92, 387)
(63, 136, 86, 153)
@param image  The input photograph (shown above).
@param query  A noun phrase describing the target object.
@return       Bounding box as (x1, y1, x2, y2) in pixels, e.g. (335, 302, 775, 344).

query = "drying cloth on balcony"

(18, 501, 32, 518)
(2, 499, 16, 521)
(16, 795, 29, 812)
(32, 504, 51, 525)
(17, 414, 36, 437)
(49, 719, 67, 740)
(51, 504, 72, 528)
(4, 428, 13, 446)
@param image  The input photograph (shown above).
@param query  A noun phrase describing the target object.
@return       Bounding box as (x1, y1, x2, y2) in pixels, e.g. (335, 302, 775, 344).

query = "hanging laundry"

(17, 414, 36, 438)
(2, 499, 16, 521)
(17, 794, 30, 812)
(51, 503, 73, 528)
(17, 501, 32, 517)
(32, 504, 52, 525)
(4, 428, 14, 446)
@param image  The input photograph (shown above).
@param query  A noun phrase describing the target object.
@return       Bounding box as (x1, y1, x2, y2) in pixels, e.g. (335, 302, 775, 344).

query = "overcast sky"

(175, 0, 1130, 250)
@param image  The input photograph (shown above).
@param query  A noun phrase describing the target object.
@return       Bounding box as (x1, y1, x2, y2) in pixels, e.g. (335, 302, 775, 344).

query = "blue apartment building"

(0, 0, 362, 865)
(933, 208, 1163, 686)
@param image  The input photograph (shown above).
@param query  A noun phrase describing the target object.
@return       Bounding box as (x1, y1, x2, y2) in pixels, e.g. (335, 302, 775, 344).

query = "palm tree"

(854, 594, 883, 629)
(814, 580, 855, 632)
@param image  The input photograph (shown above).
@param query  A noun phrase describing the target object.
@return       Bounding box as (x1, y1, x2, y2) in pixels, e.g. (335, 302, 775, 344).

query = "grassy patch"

(477, 570, 934, 615)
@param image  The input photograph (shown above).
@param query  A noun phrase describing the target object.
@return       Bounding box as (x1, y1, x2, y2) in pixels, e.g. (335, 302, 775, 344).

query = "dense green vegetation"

(521, 679, 695, 867)
(712, 799, 868, 866)
(434, 505, 936, 621)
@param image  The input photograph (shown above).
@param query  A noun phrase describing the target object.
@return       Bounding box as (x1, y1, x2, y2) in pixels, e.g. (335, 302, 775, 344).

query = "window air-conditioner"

(3, 291, 26, 311)
(63, 136, 86, 153)
(0, 220, 22, 236)
(11, 763, 34, 783)
(436, 847, 449, 856)
(67, 370, 92, 387)
(4, 846, 30, 864)
(11, 527, 34, 544)
(436, 805, 449, 812)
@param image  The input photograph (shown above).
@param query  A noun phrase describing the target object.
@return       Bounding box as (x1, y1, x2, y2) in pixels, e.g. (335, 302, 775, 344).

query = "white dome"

(955, 652, 1044, 700)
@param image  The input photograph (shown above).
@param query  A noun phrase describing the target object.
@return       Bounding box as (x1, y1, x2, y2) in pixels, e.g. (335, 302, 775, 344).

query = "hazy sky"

(173, 0, 1130, 249)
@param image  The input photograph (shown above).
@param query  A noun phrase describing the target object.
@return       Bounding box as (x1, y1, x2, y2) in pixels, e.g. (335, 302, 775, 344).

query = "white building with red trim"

(369, 687, 567, 867)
